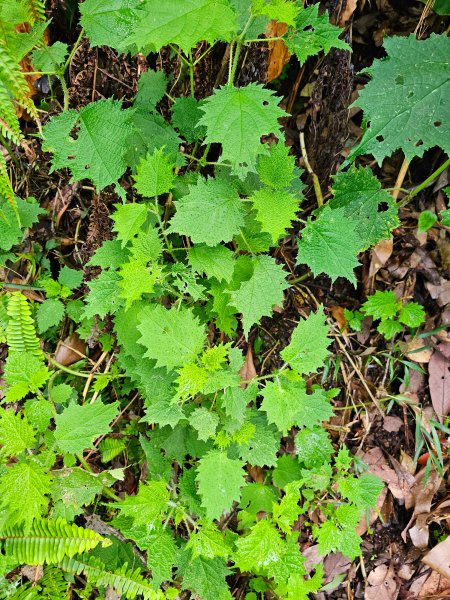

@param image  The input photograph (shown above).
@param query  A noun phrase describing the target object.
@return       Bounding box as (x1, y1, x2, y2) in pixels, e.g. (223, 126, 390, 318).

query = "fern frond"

(59, 555, 164, 600)
(39, 566, 70, 598)
(6, 292, 42, 356)
(0, 519, 109, 565)
(6, 584, 40, 600)
(24, 0, 46, 23)
(0, 46, 37, 120)
(0, 151, 17, 218)
(0, 84, 22, 144)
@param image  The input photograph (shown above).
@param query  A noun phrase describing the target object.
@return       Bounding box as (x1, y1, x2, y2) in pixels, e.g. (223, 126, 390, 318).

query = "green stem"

(188, 50, 195, 97)
(0, 282, 44, 291)
(64, 27, 85, 73)
(399, 156, 450, 207)
(244, 36, 283, 43)
(59, 74, 70, 111)
(77, 455, 122, 502)
(193, 43, 215, 66)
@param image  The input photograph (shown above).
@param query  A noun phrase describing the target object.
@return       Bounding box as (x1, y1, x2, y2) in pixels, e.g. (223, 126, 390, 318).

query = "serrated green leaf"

(196, 450, 245, 520)
(349, 34, 450, 163)
(330, 166, 399, 249)
(144, 527, 179, 586)
(134, 69, 168, 112)
(313, 504, 362, 559)
(80, 0, 142, 53)
(338, 473, 384, 508)
(54, 400, 119, 455)
(362, 290, 399, 320)
(189, 407, 219, 441)
(0, 460, 51, 531)
(256, 142, 300, 191)
(58, 266, 83, 290)
(0, 408, 36, 458)
(134, 148, 175, 197)
(260, 375, 333, 435)
(127, 112, 181, 169)
(230, 255, 287, 338)
(169, 176, 245, 246)
(112, 203, 148, 248)
(3, 352, 51, 402)
(82, 270, 122, 319)
(237, 410, 280, 467)
(51, 468, 104, 511)
(377, 318, 403, 338)
(118, 260, 160, 309)
(250, 187, 300, 243)
(31, 41, 68, 71)
(141, 397, 185, 429)
(36, 298, 65, 333)
(253, 0, 300, 26)
(114, 480, 170, 527)
(177, 550, 232, 600)
(186, 521, 232, 559)
(137, 304, 206, 371)
(129, 0, 238, 53)
(87, 240, 129, 269)
(129, 228, 163, 263)
(172, 97, 206, 143)
(234, 519, 284, 574)
(272, 455, 302, 488)
(285, 4, 350, 64)
(42, 99, 133, 191)
(398, 302, 425, 327)
(272, 481, 302, 534)
(198, 83, 287, 178)
(440, 209, 450, 226)
(297, 205, 361, 284)
(188, 244, 236, 283)
(280, 307, 331, 375)
(295, 426, 333, 469)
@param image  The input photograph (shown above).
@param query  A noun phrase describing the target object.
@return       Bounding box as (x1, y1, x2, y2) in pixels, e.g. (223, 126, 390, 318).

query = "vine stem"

(299, 132, 323, 207)
(64, 27, 85, 73)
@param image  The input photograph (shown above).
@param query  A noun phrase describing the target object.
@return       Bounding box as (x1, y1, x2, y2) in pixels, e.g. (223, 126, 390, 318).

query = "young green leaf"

(297, 205, 361, 284)
(0, 408, 36, 458)
(260, 376, 333, 435)
(177, 551, 232, 600)
(234, 519, 284, 574)
(398, 302, 425, 327)
(250, 187, 300, 243)
(198, 83, 287, 178)
(257, 142, 300, 191)
(338, 473, 384, 509)
(137, 304, 206, 371)
(330, 167, 399, 249)
(230, 255, 287, 338)
(3, 352, 51, 402)
(36, 298, 65, 333)
(31, 41, 68, 71)
(296, 426, 334, 469)
(54, 400, 119, 455)
(169, 176, 245, 245)
(171, 97, 206, 143)
(417, 210, 437, 234)
(280, 307, 331, 375)
(188, 244, 236, 283)
(134, 148, 175, 197)
(118, 261, 160, 308)
(113, 480, 170, 527)
(42, 99, 133, 191)
(362, 290, 399, 320)
(348, 34, 450, 163)
(196, 450, 245, 520)
(253, 0, 300, 26)
(80, 0, 142, 53)
(285, 4, 350, 64)
(82, 270, 122, 319)
(134, 69, 168, 112)
(112, 203, 148, 248)
(129, 0, 238, 53)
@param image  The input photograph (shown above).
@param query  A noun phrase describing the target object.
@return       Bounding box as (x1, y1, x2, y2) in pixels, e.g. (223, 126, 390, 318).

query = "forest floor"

(2, 0, 450, 598)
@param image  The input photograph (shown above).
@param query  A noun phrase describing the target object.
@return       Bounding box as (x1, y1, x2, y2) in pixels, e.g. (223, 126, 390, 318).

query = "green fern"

(59, 555, 164, 600)
(0, 519, 110, 565)
(39, 566, 70, 598)
(6, 292, 42, 356)
(5, 585, 40, 600)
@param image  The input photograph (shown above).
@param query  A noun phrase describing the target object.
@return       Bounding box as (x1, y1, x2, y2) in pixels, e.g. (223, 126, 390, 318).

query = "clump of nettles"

(0, 0, 448, 598)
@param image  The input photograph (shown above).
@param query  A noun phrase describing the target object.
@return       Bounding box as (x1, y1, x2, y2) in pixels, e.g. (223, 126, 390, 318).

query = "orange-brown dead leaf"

(240, 345, 257, 388)
(267, 21, 290, 81)
(428, 344, 450, 422)
(54, 333, 87, 366)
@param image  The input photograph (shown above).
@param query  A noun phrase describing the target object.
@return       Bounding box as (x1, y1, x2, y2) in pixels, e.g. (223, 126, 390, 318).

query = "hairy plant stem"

(300, 132, 323, 207)
(398, 156, 450, 207)
(64, 27, 85, 73)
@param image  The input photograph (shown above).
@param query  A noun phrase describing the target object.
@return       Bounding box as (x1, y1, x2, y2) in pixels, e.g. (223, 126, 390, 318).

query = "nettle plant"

(0, 0, 449, 598)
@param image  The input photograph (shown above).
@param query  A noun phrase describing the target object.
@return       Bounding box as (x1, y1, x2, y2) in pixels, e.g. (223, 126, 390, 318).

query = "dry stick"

(392, 157, 409, 201)
(90, 352, 116, 404)
(82, 350, 108, 399)
(299, 132, 323, 207)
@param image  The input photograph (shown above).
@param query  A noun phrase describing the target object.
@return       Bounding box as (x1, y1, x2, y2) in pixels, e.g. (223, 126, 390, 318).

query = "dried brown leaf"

(240, 345, 257, 388)
(423, 536, 450, 579)
(267, 21, 289, 81)
(429, 344, 450, 422)
(365, 564, 400, 600)
(338, 0, 358, 26)
(54, 333, 87, 366)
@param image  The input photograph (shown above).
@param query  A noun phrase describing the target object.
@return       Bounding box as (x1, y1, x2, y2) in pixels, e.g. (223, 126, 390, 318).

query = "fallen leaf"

(54, 333, 87, 366)
(330, 305, 347, 329)
(400, 337, 433, 364)
(267, 21, 289, 81)
(423, 536, 450, 579)
(428, 344, 450, 422)
(240, 345, 257, 388)
(368, 237, 393, 281)
(418, 571, 450, 598)
(338, 0, 358, 25)
(426, 279, 450, 306)
(383, 415, 403, 433)
(357, 486, 388, 535)
(365, 564, 400, 600)
(21, 565, 43, 582)
(360, 448, 415, 506)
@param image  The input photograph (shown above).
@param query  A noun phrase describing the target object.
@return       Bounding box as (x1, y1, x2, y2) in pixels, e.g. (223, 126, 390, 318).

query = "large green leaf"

(198, 83, 287, 178)
(348, 34, 450, 163)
